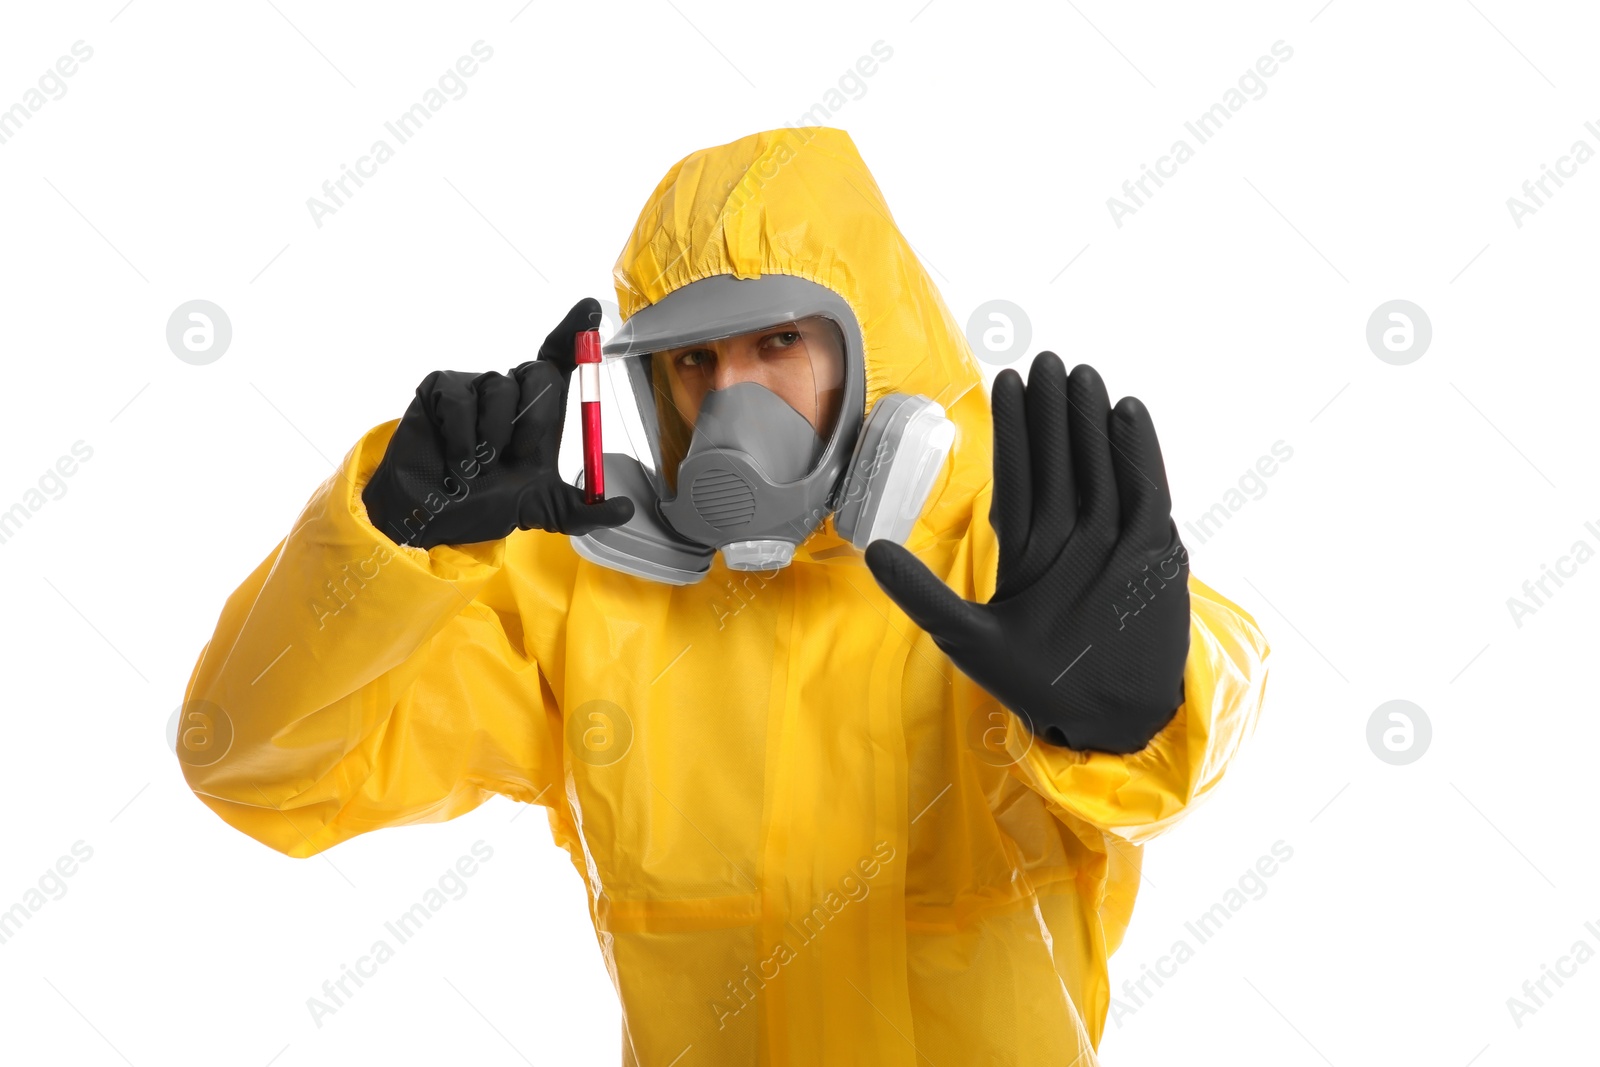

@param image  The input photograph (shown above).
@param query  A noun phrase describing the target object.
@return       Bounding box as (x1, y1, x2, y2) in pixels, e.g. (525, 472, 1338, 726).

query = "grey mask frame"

(571, 275, 867, 583)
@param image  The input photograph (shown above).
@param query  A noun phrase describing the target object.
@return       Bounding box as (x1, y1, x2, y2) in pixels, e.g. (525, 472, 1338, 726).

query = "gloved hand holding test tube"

(355, 299, 632, 549)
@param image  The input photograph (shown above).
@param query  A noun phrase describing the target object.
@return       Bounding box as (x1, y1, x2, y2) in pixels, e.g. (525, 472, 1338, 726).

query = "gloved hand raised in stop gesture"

(361, 298, 634, 549)
(865, 354, 1190, 754)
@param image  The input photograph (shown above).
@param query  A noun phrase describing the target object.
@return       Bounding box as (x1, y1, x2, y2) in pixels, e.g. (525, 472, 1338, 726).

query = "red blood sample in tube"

(575, 329, 604, 504)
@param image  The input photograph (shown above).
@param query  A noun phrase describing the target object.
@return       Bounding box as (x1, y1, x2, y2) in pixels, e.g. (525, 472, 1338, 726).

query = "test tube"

(575, 328, 604, 504)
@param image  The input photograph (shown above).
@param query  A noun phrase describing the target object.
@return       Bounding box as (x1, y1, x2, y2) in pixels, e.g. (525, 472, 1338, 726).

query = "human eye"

(675, 348, 711, 368)
(760, 329, 803, 351)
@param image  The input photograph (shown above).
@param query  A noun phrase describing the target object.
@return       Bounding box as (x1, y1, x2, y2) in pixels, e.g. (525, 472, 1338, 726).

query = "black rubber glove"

(361, 298, 633, 549)
(865, 354, 1189, 754)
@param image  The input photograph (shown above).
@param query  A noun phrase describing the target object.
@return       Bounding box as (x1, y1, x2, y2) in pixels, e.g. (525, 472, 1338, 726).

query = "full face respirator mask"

(570, 274, 955, 585)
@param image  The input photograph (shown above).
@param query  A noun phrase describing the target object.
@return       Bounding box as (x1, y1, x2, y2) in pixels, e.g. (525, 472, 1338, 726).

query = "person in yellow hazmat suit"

(177, 127, 1269, 1065)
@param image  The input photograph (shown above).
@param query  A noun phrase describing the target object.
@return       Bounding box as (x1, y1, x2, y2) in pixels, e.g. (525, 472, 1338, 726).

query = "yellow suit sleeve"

(1002, 575, 1271, 846)
(176, 421, 564, 858)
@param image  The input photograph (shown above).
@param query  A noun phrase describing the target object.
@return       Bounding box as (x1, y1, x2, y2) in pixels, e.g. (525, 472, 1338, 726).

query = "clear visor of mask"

(597, 315, 848, 494)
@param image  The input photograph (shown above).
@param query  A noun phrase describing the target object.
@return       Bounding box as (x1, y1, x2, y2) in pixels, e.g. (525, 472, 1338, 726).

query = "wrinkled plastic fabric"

(180, 127, 1270, 1065)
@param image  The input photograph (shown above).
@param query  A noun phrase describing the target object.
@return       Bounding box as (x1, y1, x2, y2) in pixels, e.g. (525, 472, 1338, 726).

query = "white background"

(1, 1, 1596, 1064)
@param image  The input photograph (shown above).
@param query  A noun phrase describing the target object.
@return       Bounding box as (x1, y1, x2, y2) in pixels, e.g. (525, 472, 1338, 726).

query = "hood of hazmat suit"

(178, 128, 1270, 1065)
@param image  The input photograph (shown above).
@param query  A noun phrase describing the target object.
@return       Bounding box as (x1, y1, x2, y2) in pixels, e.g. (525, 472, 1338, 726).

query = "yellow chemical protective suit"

(180, 127, 1269, 1065)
